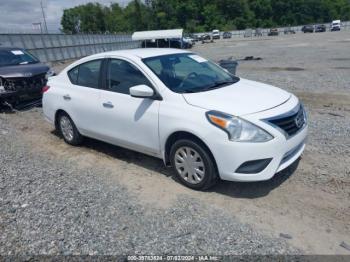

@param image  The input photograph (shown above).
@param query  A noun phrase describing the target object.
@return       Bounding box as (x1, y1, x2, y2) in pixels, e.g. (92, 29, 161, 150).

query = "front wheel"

(170, 139, 218, 190)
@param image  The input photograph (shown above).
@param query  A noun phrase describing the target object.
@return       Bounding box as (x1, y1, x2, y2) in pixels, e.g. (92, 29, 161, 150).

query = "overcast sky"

(0, 0, 131, 33)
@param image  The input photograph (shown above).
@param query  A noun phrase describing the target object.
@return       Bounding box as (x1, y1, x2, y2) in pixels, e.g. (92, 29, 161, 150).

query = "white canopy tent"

(132, 29, 183, 41)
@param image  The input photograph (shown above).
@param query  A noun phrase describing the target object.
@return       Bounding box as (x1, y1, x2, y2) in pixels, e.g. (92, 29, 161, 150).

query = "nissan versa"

(43, 49, 307, 190)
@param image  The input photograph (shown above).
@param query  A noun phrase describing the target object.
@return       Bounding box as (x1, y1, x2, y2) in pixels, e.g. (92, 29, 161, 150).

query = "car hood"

(182, 78, 291, 116)
(0, 63, 49, 78)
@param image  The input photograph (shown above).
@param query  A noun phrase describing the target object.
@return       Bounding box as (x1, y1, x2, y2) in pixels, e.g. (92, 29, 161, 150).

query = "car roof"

(88, 48, 190, 60)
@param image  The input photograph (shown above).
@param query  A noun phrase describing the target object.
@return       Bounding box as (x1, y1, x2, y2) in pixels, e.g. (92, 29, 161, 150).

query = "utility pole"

(40, 1, 48, 34)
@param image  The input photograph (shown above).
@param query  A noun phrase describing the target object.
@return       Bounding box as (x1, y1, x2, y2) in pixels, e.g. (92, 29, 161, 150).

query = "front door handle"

(103, 102, 114, 108)
(63, 94, 71, 101)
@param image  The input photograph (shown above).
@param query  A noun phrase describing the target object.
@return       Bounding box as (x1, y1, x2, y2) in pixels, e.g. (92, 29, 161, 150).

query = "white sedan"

(43, 48, 307, 190)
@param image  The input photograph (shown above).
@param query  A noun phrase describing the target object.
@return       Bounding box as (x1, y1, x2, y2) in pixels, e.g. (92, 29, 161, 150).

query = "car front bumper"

(207, 96, 308, 182)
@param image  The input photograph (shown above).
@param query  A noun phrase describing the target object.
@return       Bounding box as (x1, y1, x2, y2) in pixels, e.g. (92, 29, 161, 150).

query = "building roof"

(132, 29, 183, 41)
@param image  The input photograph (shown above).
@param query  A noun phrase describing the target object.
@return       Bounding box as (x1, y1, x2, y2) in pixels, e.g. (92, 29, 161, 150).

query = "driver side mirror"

(130, 85, 155, 99)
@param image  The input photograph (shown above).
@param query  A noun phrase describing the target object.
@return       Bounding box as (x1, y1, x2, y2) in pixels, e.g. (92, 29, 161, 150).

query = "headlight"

(206, 111, 274, 142)
(45, 68, 55, 80)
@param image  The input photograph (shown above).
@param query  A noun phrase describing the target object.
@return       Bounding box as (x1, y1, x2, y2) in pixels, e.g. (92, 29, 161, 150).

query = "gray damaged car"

(0, 47, 54, 108)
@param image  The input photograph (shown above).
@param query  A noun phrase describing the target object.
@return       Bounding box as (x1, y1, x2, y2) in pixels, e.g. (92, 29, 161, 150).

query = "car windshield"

(143, 53, 240, 93)
(0, 49, 39, 67)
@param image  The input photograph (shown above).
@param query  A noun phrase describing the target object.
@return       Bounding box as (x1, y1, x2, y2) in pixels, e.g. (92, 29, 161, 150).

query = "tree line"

(61, 0, 350, 34)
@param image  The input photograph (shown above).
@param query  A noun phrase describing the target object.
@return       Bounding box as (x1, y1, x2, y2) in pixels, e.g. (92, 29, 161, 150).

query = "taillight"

(42, 85, 50, 93)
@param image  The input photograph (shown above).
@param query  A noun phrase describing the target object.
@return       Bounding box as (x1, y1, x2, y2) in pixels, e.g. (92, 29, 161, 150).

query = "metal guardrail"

(1, 21, 349, 63)
(0, 34, 141, 63)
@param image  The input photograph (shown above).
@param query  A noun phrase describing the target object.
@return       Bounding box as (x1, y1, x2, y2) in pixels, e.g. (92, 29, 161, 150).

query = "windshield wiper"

(202, 80, 237, 91)
(178, 78, 240, 94)
(18, 61, 38, 65)
(180, 89, 198, 93)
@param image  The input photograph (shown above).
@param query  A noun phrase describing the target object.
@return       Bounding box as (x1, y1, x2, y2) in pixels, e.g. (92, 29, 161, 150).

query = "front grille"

(5, 73, 47, 94)
(267, 105, 306, 138)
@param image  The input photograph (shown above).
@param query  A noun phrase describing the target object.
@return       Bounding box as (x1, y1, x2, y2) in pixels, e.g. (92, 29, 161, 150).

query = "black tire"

(57, 112, 83, 146)
(170, 139, 218, 190)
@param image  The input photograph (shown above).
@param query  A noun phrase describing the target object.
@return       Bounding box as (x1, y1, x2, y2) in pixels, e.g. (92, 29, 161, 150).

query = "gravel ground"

(1, 31, 350, 255)
(194, 31, 350, 191)
(195, 31, 350, 93)
(0, 116, 295, 255)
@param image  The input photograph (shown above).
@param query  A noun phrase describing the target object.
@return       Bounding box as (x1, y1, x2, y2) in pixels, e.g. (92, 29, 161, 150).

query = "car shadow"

(52, 131, 299, 199)
(0, 100, 42, 113)
(51, 132, 173, 177)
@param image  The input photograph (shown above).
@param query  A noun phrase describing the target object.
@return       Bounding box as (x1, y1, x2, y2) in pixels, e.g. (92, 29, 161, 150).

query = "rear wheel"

(170, 139, 218, 190)
(57, 113, 83, 145)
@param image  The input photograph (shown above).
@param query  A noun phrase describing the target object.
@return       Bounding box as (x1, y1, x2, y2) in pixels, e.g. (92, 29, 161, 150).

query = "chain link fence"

(0, 34, 141, 63)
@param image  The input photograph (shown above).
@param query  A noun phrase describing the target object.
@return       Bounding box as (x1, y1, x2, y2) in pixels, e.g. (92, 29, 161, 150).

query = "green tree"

(104, 3, 126, 33)
(61, 8, 81, 34)
(61, 0, 350, 34)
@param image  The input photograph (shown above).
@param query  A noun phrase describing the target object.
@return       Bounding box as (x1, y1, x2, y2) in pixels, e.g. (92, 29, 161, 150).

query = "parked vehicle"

(254, 28, 263, 37)
(189, 34, 200, 42)
(141, 38, 192, 49)
(315, 24, 326, 33)
(212, 29, 220, 39)
(222, 32, 232, 39)
(43, 49, 308, 190)
(268, 28, 279, 36)
(331, 20, 341, 31)
(302, 25, 314, 33)
(0, 47, 54, 108)
(183, 36, 195, 45)
(284, 27, 296, 34)
(199, 34, 211, 41)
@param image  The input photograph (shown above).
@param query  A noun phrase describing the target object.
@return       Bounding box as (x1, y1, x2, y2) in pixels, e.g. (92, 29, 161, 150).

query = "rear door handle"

(63, 94, 71, 101)
(103, 102, 114, 108)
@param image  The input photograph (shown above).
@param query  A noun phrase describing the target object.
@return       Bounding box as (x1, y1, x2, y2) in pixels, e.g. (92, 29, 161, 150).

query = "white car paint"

(183, 78, 291, 116)
(43, 48, 307, 183)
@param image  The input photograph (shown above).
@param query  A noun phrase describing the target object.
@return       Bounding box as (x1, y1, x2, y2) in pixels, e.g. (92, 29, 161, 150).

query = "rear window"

(68, 67, 78, 84)
(68, 60, 102, 89)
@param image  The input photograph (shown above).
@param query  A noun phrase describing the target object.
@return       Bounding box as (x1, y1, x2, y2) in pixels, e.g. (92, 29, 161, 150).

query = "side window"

(68, 60, 102, 88)
(68, 66, 78, 85)
(106, 59, 152, 94)
(67, 60, 102, 88)
(77, 60, 102, 88)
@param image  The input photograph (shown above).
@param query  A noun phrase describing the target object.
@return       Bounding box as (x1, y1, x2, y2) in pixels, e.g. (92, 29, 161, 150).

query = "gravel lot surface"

(0, 114, 295, 255)
(197, 31, 350, 93)
(1, 31, 350, 255)
(195, 31, 350, 192)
